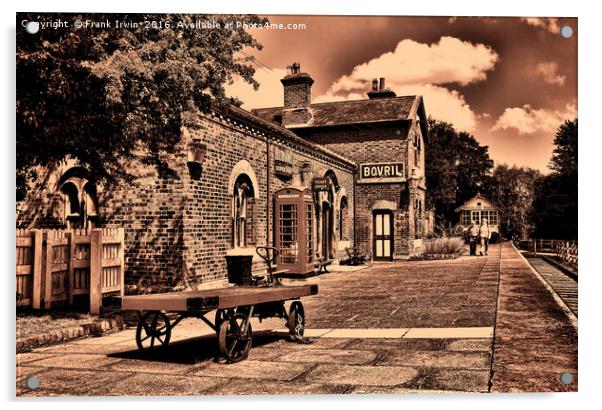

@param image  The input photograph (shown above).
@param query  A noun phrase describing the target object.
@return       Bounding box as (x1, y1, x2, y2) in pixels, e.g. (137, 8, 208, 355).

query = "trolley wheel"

(218, 312, 253, 363)
(136, 311, 171, 351)
(288, 301, 305, 340)
(215, 308, 235, 334)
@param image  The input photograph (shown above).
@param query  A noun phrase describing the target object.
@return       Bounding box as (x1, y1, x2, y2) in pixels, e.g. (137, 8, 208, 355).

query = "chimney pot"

(379, 77, 385, 90)
(371, 78, 379, 91)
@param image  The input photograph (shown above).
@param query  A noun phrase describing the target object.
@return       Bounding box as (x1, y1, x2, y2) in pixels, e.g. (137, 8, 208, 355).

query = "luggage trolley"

(118, 247, 318, 363)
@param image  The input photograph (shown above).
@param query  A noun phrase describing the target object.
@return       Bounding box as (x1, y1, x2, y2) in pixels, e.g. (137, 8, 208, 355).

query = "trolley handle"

(255, 246, 279, 264)
(256, 246, 280, 286)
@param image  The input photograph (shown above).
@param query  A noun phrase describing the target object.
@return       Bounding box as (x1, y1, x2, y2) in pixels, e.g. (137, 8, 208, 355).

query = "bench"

(314, 253, 333, 274)
(345, 247, 367, 266)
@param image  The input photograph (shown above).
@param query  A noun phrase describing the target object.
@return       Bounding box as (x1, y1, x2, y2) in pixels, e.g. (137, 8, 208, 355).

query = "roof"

(219, 104, 356, 171)
(252, 95, 419, 128)
(454, 193, 497, 213)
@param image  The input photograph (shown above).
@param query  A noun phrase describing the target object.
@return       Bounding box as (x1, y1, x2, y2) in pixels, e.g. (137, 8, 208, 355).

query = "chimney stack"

(367, 76, 397, 99)
(371, 78, 379, 91)
(281, 62, 314, 109)
(280, 62, 314, 127)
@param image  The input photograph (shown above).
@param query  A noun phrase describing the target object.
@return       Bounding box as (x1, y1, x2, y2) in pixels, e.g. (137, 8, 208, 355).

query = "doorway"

(373, 211, 393, 261)
(321, 202, 333, 258)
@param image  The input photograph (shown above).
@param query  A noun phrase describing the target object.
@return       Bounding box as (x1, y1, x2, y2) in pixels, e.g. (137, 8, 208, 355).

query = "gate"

(15, 228, 125, 314)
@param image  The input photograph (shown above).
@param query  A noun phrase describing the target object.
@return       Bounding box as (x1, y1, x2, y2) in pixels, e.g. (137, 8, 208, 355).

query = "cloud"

(521, 18, 560, 34)
(491, 103, 577, 134)
(315, 37, 498, 132)
(535, 62, 566, 85)
(225, 67, 288, 108)
(327, 36, 499, 94)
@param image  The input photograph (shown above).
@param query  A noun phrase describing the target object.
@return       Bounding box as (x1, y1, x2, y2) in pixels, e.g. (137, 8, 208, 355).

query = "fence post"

(31, 230, 43, 310)
(119, 228, 125, 297)
(89, 229, 102, 314)
(66, 230, 74, 305)
(43, 232, 53, 309)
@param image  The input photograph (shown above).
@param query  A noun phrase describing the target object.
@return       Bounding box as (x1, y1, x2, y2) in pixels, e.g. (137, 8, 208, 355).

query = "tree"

(530, 119, 578, 239)
(490, 164, 541, 239)
(550, 119, 578, 177)
(17, 13, 267, 200)
(426, 118, 494, 229)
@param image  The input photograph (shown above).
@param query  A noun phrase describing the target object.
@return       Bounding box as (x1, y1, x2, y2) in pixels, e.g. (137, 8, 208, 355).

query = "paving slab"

(322, 328, 408, 339)
(97, 373, 230, 396)
(23, 353, 122, 370)
(403, 327, 493, 339)
(277, 348, 377, 365)
(16, 352, 57, 365)
(212, 379, 351, 395)
(426, 369, 490, 393)
(107, 358, 202, 375)
(307, 364, 419, 387)
(17, 368, 132, 396)
(192, 360, 311, 381)
(380, 350, 490, 370)
(446, 339, 492, 352)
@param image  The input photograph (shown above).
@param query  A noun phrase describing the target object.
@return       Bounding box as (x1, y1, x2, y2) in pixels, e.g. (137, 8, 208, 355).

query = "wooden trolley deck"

(119, 284, 318, 312)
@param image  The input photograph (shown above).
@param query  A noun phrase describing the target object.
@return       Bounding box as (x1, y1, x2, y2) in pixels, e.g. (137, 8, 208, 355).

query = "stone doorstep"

(16, 316, 126, 353)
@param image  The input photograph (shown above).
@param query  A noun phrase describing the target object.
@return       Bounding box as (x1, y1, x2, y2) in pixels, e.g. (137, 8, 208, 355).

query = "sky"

(226, 16, 577, 173)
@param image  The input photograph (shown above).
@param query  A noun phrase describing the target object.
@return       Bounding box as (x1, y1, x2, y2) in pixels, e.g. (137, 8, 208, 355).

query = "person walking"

(479, 218, 491, 256)
(467, 220, 479, 256)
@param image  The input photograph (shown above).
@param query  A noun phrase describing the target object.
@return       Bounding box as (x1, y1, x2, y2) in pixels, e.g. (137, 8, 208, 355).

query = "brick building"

(253, 69, 430, 260)
(17, 64, 430, 287)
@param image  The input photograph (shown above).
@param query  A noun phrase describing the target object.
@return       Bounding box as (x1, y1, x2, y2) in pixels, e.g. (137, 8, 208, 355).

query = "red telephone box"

(274, 187, 314, 275)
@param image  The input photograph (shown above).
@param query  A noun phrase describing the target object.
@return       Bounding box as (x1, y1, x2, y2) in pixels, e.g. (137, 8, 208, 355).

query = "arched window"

(339, 196, 348, 241)
(232, 174, 255, 248)
(59, 167, 99, 229)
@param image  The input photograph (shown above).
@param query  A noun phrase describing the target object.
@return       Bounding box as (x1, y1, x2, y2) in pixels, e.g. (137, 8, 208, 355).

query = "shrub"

(422, 237, 465, 256)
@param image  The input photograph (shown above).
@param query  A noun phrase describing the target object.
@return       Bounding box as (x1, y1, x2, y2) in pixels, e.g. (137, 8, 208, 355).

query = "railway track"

(525, 257, 578, 316)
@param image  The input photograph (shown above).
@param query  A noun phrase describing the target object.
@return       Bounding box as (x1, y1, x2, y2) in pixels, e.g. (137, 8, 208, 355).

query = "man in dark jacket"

(467, 220, 479, 256)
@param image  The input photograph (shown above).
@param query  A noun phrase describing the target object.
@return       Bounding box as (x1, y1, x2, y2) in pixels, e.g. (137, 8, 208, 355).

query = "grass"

(16, 310, 95, 340)
(421, 237, 465, 256)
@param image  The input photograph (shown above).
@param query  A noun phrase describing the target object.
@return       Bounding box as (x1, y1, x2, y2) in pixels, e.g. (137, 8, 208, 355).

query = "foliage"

(490, 164, 541, 239)
(530, 119, 578, 239)
(421, 237, 465, 256)
(17, 13, 267, 200)
(425, 118, 494, 226)
(550, 119, 578, 177)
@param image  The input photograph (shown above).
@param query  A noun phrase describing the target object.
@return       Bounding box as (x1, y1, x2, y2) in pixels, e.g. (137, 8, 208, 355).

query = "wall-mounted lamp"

(187, 143, 207, 179)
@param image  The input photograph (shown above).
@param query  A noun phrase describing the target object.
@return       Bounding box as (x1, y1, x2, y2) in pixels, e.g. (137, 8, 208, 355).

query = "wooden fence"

(515, 238, 578, 270)
(555, 241, 578, 270)
(16, 228, 125, 314)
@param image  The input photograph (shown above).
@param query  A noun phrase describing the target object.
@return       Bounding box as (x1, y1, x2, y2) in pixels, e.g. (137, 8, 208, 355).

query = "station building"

(17, 64, 431, 287)
(455, 193, 500, 239)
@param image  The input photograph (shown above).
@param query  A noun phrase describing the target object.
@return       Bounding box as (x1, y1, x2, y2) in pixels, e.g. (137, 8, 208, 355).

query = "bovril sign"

(359, 162, 405, 184)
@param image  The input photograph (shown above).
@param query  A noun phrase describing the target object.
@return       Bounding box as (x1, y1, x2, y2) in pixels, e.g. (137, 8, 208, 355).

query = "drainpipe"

(266, 136, 271, 246)
(353, 167, 357, 248)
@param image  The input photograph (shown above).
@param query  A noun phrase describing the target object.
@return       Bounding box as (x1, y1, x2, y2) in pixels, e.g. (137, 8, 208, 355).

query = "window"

(339, 196, 348, 241)
(232, 174, 254, 248)
(59, 168, 99, 229)
(279, 204, 298, 264)
(489, 210, 499, 225)
(461, 210, 471, 226)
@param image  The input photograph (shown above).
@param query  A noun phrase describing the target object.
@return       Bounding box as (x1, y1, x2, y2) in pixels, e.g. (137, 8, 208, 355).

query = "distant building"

(455, 193, 500, 238)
